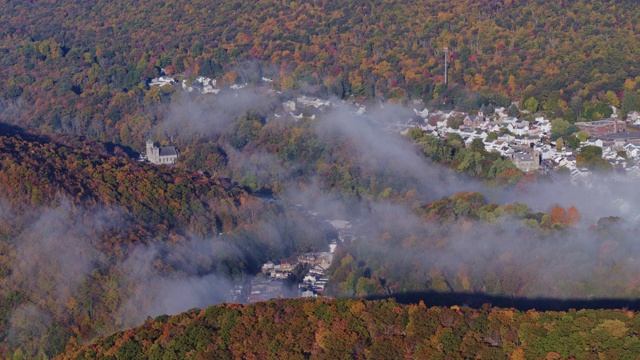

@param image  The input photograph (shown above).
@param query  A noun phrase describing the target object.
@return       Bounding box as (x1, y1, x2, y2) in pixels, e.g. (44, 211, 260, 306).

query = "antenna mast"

(443, 47, 449, 86)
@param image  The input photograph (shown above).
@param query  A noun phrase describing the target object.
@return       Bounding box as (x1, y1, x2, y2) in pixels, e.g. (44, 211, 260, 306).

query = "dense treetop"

(57, 298, 640, 360)
(2, 1, 640, 357)
(0, 128, 328, 358)
(0, 127, 254, 235)
(1, 0, 640, 144)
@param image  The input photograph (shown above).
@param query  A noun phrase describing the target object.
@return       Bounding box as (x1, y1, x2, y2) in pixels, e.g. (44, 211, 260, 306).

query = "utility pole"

(443, 47, 449, 86)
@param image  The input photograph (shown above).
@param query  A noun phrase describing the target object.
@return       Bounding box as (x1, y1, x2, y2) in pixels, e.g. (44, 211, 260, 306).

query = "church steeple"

(146, 139, 157, 163)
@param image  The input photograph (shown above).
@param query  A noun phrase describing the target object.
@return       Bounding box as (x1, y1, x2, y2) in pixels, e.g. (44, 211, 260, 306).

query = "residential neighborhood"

(405, 103, 640, 186)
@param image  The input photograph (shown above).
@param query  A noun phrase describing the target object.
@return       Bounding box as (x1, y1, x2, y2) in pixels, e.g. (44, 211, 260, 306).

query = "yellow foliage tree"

(623, 78, 636, 91)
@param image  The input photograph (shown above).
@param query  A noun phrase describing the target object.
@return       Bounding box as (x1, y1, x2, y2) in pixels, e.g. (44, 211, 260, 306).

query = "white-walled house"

(623, 143, 640, 159)
(149, 76, 176, 87)
(486, 123, 501, 133)
(436, 118, 448, 129)
(509, 123, 530, 136)
(498, 133, 515, 143)
(501, 116, 519, 126)
(413, 108, 429, 118)
(585, 138, 604, 148)
(540, 148, 553, 160)
(494, 107, 508, 119)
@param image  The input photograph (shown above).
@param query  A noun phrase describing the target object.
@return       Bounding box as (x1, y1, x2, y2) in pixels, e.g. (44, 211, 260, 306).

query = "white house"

(529, 117, 550, 135)
(501, 116, 519, 126)
(494, 107, 508, 119)
(485, 122, 501, 133)
(585, 138, 604, 148)
(498, 134, 515, 143)
(297, 96, 331, 109)
(413, 108, 429, 118)
(436, 118, 448, 129)
(540, 148, 553, 160)
(624, 143, 640, 159)
(149, 76, 176, 87)
(509, 123, 529, 136)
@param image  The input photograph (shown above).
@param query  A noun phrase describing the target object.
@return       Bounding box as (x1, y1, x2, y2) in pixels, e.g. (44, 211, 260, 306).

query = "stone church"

(146, 139, 179, 165)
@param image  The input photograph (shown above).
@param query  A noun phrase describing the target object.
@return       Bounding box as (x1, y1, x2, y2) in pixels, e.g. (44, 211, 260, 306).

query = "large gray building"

(512, 151, 541, 172)
(575, 119, 625, 137)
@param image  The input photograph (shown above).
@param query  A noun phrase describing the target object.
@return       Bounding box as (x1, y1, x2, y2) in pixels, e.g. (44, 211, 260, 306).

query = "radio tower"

(443, 47, 449, 86)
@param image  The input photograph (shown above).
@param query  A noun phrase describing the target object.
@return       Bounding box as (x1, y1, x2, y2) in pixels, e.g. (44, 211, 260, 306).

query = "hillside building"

(575, 119, 625, 137)
(146, 139, 179, 165)
(512, 151, 541, 172)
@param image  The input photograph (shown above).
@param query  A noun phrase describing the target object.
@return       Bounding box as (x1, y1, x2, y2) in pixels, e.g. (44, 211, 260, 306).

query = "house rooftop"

(597, 132, 640, 141)
(577, 119, 617, 126)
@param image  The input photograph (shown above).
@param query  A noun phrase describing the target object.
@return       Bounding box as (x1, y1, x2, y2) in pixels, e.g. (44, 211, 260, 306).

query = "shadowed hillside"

(56, 297, 640, 360)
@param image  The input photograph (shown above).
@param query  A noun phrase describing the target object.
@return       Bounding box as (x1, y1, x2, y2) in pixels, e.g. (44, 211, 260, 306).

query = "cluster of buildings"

(226, 246, 336, 304)
(150, 72, 275, 95)
(298, 263, 331, 297)
(412, 106, 551, 172)
(402, 104, 640, 184)
(260, 243, 336, 299)
(226, 277, 293, 303)
(190, 76, 220, 94)
(575, 119, 626, 137)
(226, 207, 358, 303)
(244, 278, 291, 303)
(226, 245, 337, 304)
(148, 71, 222, 95)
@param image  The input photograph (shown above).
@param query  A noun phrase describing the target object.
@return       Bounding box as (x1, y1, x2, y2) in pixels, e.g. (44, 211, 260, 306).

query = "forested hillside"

(58, 298, 640, 360)
(3, 0, 640, 358)
(1, 0, 640, 147)
(323, 192, 640, 301)
(0, 127, 328, 358)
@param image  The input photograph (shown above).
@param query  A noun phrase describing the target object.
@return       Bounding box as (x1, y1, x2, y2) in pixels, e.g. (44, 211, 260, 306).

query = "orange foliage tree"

(550, 205, 567, 225)
(566, 206, 581, 226)
(550, 205, 580, 227)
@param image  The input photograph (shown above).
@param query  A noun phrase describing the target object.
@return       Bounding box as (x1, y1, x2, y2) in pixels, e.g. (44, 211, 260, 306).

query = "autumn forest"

(2, 0, 640, 358)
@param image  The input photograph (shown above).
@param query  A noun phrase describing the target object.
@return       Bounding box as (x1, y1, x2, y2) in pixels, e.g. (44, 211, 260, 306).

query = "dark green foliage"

(621, 90, 640, 117)
(507, 104, 520, 118)
(566, 135, 580, 150)
(3, 85, 23, 99)
(577, 145, 612, 171)
(116, 340, 143, 360)
(227, 112, 266, 150)
(411, 131, 522, 183)
(580, 145, 602, 161)
(197, 58, 223, 78)
(470, 138, 485, 151)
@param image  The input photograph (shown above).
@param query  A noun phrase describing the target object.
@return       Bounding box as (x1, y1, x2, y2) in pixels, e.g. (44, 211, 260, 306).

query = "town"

(403, 105, 640, 185)
(148, 71, 640, 186)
